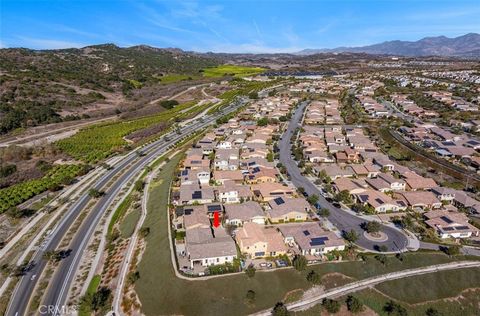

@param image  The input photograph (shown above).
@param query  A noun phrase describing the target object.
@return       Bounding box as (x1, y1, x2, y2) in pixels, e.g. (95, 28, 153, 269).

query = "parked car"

(275, 259, 288, 268)
(259, 262, 273, 268)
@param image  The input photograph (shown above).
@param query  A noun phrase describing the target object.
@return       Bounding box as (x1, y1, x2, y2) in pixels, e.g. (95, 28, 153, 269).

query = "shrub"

(292, 255, 307, 271)
(346, 295, 364, 313)
(322, 298, 341, 314)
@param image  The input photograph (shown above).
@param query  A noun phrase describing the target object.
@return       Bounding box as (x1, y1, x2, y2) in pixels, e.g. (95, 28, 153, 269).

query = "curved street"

(278, 101, 410, 252)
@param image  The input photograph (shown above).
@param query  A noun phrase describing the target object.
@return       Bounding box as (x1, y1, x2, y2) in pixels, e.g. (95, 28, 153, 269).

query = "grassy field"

(78, 274, 101, 316)
(157, 74, 200, 84)
(355, 287, 480, 316)
(119, 208, 141, 238)
(134, 151, 478, 316)
(375, 267, 480, 304)
(202, 65, 265, 78)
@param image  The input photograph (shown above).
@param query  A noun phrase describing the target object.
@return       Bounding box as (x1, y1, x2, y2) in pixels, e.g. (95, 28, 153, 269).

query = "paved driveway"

(278, 101, 409, 252)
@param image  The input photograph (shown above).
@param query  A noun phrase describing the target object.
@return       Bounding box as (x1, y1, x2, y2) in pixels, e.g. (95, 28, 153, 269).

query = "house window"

(217, 258, 219, 263)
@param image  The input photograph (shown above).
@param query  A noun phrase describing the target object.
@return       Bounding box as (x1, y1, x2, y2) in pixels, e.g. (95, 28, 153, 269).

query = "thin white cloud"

(195, 42, 301, 54)
(253, 20, 263, 40)
(15, 37, 86, 49)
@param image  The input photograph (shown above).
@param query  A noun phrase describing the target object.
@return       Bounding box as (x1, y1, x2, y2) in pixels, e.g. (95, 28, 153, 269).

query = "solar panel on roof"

(253, 167, 261, 173)
(248, 162, 255, 166)
(440, 216, 453, 224)
(192, 191, 202, 199)
(309, 237, 328, 246)
(443, 227, 454, 231)
(303, 230, 310, 236)
(375, 198, 384, 204)
(207, 205, 221, 212)
(274, 197, 285, 205)
(181, 170, 188, 176)
(455, 225, 469, 230)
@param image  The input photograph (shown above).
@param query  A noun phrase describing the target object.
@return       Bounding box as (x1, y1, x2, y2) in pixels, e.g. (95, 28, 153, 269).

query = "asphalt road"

(6, 99, 245, 316)
(278, 101, 409, 252)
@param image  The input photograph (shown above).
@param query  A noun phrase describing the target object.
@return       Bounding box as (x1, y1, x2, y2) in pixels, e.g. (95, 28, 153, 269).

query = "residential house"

(424, 210, 479, 239)
(278, 222, 345, 256)
(266, 197, 310, 223)
(235, 222, 287, 258)
(224, 201, 266, 226)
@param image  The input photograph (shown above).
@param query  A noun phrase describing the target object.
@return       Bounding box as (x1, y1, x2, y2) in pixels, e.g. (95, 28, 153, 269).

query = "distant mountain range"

(296, 33, 480, 57)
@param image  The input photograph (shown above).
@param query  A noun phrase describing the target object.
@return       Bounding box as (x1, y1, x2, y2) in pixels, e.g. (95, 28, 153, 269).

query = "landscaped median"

(133, 150, 480, 315)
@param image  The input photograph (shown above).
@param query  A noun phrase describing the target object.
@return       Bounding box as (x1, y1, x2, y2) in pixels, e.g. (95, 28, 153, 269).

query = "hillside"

(0, 44, 219, 134)
(296, 33, 480, 57)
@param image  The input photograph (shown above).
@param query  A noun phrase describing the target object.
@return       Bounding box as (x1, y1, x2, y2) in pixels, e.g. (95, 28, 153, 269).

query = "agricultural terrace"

(0, 164, 86, 213)
(157, 74, 201, 84)
(202, 65, 265, 78)
(56, 101, 201, 163)
(208, 79, 281, 114)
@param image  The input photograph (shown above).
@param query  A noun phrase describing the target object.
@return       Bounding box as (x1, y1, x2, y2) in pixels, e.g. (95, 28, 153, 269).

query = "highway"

(5, 98, 246, 316)
(278, 101, 409, 252)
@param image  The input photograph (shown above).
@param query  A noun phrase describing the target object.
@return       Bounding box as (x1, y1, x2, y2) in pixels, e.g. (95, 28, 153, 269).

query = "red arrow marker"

(213, 211, 220, 228)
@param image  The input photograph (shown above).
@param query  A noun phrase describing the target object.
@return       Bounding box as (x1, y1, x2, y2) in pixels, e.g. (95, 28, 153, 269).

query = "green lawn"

(119, 208, 141, 238)
(354, 287, 480, 316)
(134, 151, 478, 316)
(375, 267, 480, 304)
(78, 275, 101, 316)
(157, 74, 199, 84)
(202, 65, 265, 78)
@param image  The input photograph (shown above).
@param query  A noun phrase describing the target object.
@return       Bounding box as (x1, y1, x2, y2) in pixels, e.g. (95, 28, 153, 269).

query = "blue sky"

(1, 0, 479, 52)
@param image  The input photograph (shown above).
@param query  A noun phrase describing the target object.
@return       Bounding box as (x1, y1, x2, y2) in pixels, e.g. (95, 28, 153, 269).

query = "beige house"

(235, 222, 287, 258)
(266, 197, 310, 223)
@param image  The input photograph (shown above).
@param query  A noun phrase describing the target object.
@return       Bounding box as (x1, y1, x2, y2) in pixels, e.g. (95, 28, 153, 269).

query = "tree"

(257, 118, 268, 126)
(364, 221, 382, 234)
(322, 298, 341, 314)
(272, 302, 289, 316)
(443, 245, 461, 257)
(306, 270, 321, 284)
(245, 266, 256, 278)
(134, 180, 144, 192)
(352, 203, 375, 214)
(343, 229, 359, 243)
(396, 252, 406, 262)
(139, 227, 150, 237)
(88, 188, 103, 198)
(246, 290, 256, 303)
(318, 208, 330, 218)
(346, 295, 364, 313)
(383, 300, 407, 316)
(318, 169, 328, 181)
(307, 194, 319, 206)
(425, 307, 441, 316)
(248, 91, 259, 99)
(292, 255, 307, 271)
(91, 287, 112, 312)
(298, 187, 305, 195)
(127, 270, 140, 284)
(335, 190, 352, 204)
(375, 254, 388, 266)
